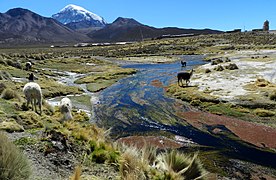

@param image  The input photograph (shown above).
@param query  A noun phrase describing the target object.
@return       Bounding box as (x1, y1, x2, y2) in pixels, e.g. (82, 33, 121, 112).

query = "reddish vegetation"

(178, 111, 276, 149)
(150, 79, 163, 88)
(117, 136, 184, 149)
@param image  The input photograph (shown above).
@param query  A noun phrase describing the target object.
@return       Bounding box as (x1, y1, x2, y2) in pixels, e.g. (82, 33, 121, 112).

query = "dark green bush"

(91, 149, 109, 163)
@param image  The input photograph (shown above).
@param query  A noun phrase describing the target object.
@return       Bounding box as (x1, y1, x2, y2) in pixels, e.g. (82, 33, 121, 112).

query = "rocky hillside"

(0, 8, 90, 45)
(88, 17, 222, 42)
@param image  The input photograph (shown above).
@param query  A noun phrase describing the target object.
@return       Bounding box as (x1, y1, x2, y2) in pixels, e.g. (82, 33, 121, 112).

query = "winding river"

(47, 55, 276, 168)
(94, 55, 276, 168)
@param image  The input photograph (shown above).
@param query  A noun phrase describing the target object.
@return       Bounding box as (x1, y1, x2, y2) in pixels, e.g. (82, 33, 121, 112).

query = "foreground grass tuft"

(0, 132, 31, 180)
(156, 150, 207, 180)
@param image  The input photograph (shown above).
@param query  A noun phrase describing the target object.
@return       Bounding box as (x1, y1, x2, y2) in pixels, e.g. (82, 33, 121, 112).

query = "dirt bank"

(178, 111, 276, 149)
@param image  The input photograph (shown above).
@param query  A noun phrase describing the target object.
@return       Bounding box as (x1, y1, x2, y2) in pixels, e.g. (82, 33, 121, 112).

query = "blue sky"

(0, 0, 275, 31)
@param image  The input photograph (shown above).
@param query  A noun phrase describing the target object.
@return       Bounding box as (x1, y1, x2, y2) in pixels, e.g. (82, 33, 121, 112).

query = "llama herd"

(22, 61, 73, 120)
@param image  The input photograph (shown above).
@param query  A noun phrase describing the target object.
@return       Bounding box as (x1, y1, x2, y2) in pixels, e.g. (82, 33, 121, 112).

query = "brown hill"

(88, 17, 222, 42)
(0, 8, 90, 45)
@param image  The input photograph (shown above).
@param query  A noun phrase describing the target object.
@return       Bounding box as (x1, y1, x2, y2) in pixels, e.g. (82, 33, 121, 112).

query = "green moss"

(18, 111, 44, 129)
(14, 137, 37, 147)
(167, 84, 219, 104)
(38, 79, 83, 98)
(206, 103, 246, 117)
(69, 95, 92, 109)
(90, 149, 109, 163)
(0, 99, 20, 120)
(86, 80, 117, 92)
(74, 67, 135, 92)
(74, 67, 136, 84)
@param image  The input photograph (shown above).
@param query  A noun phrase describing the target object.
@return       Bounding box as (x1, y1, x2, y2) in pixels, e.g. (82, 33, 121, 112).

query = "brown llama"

(177, 69, 194, 86)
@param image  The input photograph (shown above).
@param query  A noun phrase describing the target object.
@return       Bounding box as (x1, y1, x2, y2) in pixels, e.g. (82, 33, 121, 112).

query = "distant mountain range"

(88, 17, 222, 42)
(0, 5, 223, 45)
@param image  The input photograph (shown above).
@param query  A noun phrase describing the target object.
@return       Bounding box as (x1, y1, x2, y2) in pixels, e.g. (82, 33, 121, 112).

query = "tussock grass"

(0, 82, 7, 93)
(119, 145, 146, 180)
(0, 88, 22, 101)
(270, 91, 276, 101)
(0, 121, 24, 132)
(117, 144, 207, 180)
(254, 108, 275, 117)
(156, 150, 207, 180)
(0, 132, 31, 180)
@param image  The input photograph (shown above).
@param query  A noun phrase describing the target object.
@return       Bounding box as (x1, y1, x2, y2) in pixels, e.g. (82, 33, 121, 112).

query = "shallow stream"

(94, 55, 276, 168)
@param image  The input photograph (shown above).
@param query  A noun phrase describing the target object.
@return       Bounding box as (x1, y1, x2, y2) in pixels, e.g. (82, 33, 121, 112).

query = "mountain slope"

(88, 17, 222, 42)
(52, 4, 106, 32)
(0, 8, 90, 45)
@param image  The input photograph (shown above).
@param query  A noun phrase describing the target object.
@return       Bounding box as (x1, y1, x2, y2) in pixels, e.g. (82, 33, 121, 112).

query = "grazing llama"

(177, 69, 194, 86)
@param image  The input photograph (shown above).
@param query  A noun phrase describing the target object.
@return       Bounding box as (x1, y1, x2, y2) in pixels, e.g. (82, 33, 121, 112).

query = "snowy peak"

(52, 4, 106, 27)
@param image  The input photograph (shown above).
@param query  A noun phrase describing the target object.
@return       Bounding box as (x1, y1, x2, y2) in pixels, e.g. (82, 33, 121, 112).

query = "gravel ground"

(4, 131, 118, 180)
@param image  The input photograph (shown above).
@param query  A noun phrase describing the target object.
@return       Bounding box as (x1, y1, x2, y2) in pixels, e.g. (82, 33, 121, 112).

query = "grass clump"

(18, 111, 44, 129)
(117, 144, 207, 180)
(0, 88, 21, 101)
(0, 132, 31, 180)
(270, 91, 276, 101)
(0, 121, 24, 132)
(255, 78, 270, 87)
(206, 103, 246, 117)
(119, 145, 147, 180)
(254, 108, 275, 117)
(156, 150, 207, 180)
(0, 82, 7, 94)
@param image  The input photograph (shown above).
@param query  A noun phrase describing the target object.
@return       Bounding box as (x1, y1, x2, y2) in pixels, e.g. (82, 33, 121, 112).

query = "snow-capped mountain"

(52, 4, 106, 29)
